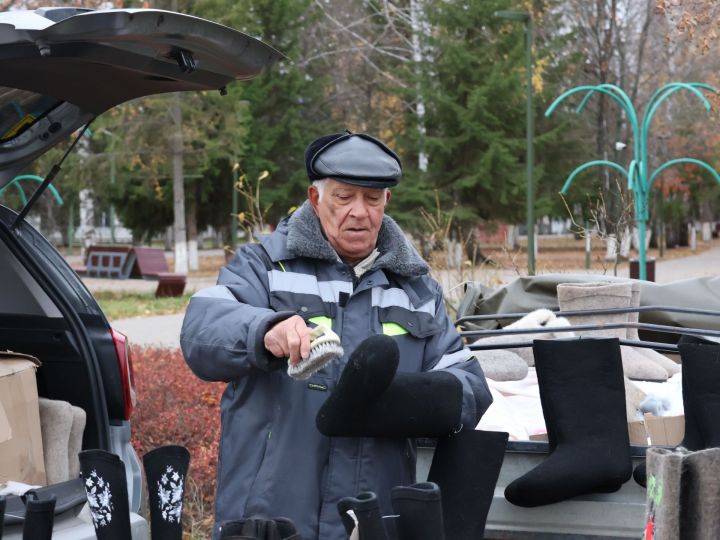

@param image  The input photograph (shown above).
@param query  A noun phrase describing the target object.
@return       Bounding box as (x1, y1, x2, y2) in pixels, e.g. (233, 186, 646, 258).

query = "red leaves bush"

(131, 346, 224, 509)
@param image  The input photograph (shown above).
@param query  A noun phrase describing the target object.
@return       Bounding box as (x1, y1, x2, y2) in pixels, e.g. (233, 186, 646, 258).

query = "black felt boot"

(337, 492, 389, 540)
(218, 517, 302, 539)
(316, 335, 463, 437)
(427, 429, 508, 539)
(634, 334, 720, 487)
(505, 338, 632, 507)
(79, 449, 132, 540)
(390, 482, 444, 540)
(143, 445, 190, 540)
(21, 492, 56, 540)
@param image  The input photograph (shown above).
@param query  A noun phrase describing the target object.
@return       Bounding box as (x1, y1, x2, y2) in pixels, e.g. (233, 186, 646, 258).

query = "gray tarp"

(457, 274, 720, 343)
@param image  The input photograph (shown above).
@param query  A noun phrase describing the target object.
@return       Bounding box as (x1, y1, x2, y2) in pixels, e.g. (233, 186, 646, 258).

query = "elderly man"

(180, 131, 491, 540)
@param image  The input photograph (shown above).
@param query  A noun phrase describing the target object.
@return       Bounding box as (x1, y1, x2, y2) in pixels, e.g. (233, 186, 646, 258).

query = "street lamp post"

(495, 10, 535, 275)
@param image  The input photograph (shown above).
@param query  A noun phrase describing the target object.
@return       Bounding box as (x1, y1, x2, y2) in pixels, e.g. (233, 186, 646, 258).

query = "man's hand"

(264, 315, 311, 366)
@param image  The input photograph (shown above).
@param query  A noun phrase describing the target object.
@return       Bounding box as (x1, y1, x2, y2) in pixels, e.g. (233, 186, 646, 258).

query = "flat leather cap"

(305, 132, 402, 187)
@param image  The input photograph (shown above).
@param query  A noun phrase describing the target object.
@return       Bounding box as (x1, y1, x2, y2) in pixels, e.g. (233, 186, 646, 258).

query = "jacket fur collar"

(286, 201, 429, 278)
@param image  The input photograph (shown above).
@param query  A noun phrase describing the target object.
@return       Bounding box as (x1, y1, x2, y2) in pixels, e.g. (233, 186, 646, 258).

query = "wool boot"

(427, 429, 507, 540)
(557, 282, 668, 381)
(143, 445, 190, 540)
(643, 447, 683, 540)
(67, 405, 86, 480)
(505, 338, 632, 507)
(21, 492, 56, 540)
(38, 398, 73, 484)
(471, 349, 528, 382)
(643, 446, 720, 540)
(337, 492, 388, 540)
(627, 282, 680, 376)
(390, 482, 444, 540)
(316, 335, 463, 438)
(633, 333, 716, 487)
(79, 449, 132, 540)
(219, 517, 302, 540)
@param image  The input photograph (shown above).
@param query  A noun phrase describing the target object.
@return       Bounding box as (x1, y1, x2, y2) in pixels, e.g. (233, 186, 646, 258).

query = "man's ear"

(308, 185, 320, 214)
(385, 189, 391, 205)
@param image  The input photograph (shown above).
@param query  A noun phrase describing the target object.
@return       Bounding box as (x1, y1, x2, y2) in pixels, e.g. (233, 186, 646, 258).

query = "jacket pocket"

(378, 306, 441, 339)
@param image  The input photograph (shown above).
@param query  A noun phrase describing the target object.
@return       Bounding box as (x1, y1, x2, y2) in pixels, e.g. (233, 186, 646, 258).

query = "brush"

(287, 324, 344, 380)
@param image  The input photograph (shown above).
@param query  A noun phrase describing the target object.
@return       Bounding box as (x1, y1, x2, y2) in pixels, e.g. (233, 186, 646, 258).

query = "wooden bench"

(78, 246, 186, 297)
(126, 247, 187, 297)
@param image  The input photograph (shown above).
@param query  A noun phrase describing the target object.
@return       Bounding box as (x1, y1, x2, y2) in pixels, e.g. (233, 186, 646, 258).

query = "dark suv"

(0, 7, 280, 538)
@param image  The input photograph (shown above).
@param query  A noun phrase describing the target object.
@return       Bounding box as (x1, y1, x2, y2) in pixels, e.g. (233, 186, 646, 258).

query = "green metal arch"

(559, 160, 628, 195)
(0, 175, 64, 206)
(649, 158, 720, 189)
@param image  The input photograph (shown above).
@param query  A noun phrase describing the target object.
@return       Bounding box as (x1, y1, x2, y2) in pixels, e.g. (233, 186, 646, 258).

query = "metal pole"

(525, 18, 535, 275)
(67, 200, 74, 256)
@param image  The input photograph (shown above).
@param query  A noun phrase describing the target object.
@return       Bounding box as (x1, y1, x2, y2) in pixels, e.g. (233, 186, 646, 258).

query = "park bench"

(77, 245, 186, 297)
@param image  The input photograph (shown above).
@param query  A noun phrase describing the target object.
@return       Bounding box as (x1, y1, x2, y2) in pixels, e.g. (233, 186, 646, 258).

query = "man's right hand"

(264, 315, 311, 366)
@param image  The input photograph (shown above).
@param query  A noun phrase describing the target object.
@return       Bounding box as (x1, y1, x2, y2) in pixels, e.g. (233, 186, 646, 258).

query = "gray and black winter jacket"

(180, 201, 492, 540)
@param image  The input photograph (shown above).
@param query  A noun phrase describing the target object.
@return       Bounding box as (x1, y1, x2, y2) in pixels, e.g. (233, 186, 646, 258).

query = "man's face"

(308, 179, 390, 264)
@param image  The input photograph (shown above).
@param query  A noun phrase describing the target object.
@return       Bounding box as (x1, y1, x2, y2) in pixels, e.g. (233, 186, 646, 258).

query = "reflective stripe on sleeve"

(431, 348, 473, 370)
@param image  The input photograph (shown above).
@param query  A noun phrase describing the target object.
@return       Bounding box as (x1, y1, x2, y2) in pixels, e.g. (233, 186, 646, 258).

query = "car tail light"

(111, 328, 136, 420)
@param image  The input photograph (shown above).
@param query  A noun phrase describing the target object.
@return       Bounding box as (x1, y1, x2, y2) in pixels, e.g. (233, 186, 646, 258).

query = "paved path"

(99, 246, 720, 349)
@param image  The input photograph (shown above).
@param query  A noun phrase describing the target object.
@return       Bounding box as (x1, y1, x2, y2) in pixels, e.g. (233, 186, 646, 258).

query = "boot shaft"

(533, 338, 628, 449)
(427, 430, 508, 540)
(678, 334, 720, 449)
(143, 445, 190, 540)
(79, 449, 132, 540)
(390, 482, 444, 540)
(557, 282, 632, 340)
(21, 494, 56, 540)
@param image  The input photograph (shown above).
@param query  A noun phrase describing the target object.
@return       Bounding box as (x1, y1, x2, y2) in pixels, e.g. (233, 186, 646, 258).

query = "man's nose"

(348, 197, 370, 218)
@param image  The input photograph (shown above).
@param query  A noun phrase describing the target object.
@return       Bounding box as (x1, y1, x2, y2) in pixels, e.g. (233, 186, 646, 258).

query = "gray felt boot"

(557, 281, 667, 381)
(627, 281, 680, 376)
(67, 405, 86, 480)
(471, 349, 528, 381)
(644, 446, 720, 540)
(38, 398, 73, 484)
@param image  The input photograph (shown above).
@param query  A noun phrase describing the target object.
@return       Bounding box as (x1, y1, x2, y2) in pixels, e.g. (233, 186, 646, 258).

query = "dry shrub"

(131, 346, 224, 537)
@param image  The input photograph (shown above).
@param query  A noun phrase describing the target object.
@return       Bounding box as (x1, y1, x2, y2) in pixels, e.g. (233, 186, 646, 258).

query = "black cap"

(305, 131, 402, 188)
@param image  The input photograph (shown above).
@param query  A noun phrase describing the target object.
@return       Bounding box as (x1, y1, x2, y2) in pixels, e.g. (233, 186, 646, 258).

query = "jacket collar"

(285, 201, 429, 278)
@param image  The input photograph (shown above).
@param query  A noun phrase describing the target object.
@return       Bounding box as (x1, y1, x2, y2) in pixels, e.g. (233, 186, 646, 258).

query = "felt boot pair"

(78, 445, 190, 540)
(338, 484, 443, 540)
(557, 281, 678, 381)
(505, 338, 633, 507)
(337, 430, 508, 540)
(316, 335, 466, 438)
(634, 334, 720, 487)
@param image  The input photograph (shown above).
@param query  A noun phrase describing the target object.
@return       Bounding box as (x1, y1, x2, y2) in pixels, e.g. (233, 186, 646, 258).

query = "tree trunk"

(187, 184, 199, 271)
(170, 92, 188, 273)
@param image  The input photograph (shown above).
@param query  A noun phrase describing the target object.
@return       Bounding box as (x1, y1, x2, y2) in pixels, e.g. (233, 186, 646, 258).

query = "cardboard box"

(528, 422, 650, 445)
(644, 413, 685, 446)
(0, 351, 46, 486)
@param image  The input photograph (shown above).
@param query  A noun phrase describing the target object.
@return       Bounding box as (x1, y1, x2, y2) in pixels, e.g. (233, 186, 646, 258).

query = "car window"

(0, 87, 61, 142)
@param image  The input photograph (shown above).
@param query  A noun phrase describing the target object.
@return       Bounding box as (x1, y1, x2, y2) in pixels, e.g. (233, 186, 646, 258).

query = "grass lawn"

(94, 291, 192, 320)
